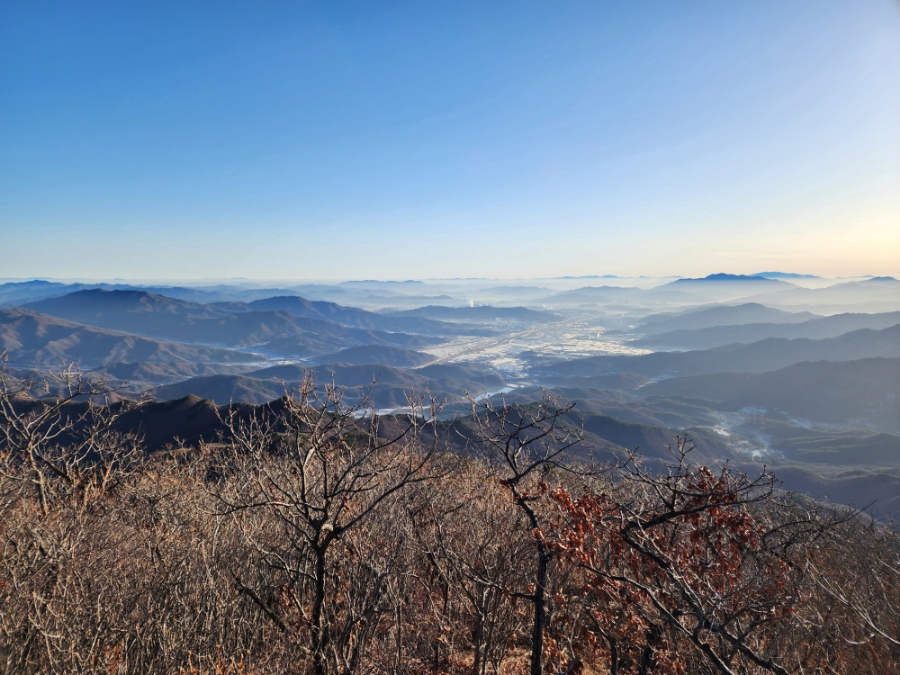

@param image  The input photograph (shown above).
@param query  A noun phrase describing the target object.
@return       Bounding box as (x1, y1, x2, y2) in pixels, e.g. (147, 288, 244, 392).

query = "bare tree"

(209, 373, 444, 675)
(0, 357, 148, 673)
(788, 511, 900, 672)
(0, 354, 143, 514)
(407, 459, 533, 674)
(467, 389, 585, 675)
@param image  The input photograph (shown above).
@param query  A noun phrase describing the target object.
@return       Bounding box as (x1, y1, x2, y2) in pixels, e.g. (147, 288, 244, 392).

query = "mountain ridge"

(633, 311, 900, 350)
(536, 325, 900, 379)
(0, 309, 258, 367)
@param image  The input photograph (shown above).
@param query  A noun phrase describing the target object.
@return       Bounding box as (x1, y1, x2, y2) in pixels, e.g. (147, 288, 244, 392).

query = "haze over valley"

(3, 272, 899, 514)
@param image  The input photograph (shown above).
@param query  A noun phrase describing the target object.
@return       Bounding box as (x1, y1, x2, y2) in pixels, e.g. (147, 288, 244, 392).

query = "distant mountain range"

(28, 302, 426, 357)
(2, 287, 567, 375)
(246, 296, 489, 334)
(24, 288, 491, 336)
(0, 309, 257, 368)
(649, 275, 797, 301)
(636, 303, 819, 335)
(671, 273, 790, 284)
(19, 289, 468, 360)
(5, 276, 899, 518)
(633, 310, 900, 350)
(744, 277, 900, 313)
(545, 285, 647, 304)
(534, 275, 900, 311)
(0, 279, 296, 307)
(545, 276, 801, 307)
(753, 272, 821, 279)
(537, 325, 900, 379)
(0, 279, 471, 311)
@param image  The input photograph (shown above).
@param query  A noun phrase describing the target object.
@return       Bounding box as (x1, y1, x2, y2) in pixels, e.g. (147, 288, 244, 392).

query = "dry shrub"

(0, 364, 897, 674)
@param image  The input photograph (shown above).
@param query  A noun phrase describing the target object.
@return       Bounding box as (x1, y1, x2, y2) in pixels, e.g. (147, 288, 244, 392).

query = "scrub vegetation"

(1, 364, 897, 674)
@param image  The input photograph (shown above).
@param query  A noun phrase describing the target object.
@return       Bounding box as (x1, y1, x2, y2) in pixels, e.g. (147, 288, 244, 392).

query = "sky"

(1, 1, 898, 281)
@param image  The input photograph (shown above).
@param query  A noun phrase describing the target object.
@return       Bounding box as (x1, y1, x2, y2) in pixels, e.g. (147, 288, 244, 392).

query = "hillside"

(23, 290, 446, 356)
(23, 289, 251, 338)
(91, 361, 258, 387)
(536, 325, 900, 380)
(635, 303, 818, 335)
(73, 387, 731, 465)
(735, 461, 900, 515)
(151, 361, 506, 406)
(0, 309, 257, 367)
(737, 415, 900, 467)
(573, 411, 735, 463)
(537, 372, 652, 392)
(314, 345, 433, 367)
(260, 326, 440, 358)
(247, 296, 490, 335)
(543, 285, 648, 305)
(0, 280, 83, 308)
(498, 384, 900, 468)
(640, 357, 900, 431)
(150, 375, 287, 405)
(0, 279, 315, 307)
(499, 382, 900, 469)
(633, 311, 900, 349)
(659, 274, 795, 298)
(745, 276, 900, 312)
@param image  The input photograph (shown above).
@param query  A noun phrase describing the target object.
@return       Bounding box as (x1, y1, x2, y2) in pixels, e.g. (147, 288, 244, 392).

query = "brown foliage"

(0, 363, 897, 674)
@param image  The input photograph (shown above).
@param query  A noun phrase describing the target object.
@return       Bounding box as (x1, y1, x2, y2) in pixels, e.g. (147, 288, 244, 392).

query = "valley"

(3, 273, 899, 517)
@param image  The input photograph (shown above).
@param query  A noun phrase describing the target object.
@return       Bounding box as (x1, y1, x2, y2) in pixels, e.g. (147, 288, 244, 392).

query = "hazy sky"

(2, 1, 898, 281)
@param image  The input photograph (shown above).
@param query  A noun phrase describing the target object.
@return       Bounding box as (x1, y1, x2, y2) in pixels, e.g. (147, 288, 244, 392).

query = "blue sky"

(2, 1, 898, 280)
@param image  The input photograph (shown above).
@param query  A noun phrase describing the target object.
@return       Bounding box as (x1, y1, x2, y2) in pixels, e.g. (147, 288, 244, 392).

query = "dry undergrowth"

(0, 364, 897, 674)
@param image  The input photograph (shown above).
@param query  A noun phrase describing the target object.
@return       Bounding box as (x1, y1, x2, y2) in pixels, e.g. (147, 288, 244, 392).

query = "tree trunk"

(531, 539, 549, 675)
(311, 546, 328, 675)
(516, 495, 548, 675)
(472, 594, 486, 675)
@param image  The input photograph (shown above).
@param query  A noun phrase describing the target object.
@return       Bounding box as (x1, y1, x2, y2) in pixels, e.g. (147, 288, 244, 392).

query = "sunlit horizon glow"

(2, 1, 898, 280)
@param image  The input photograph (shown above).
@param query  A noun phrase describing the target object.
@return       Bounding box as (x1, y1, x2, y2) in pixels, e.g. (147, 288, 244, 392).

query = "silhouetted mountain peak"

(27, 288, 200, 313)
(752, 272, 821, 279)
(676, 273, 773, 283)
(2, 279, 63, 289)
